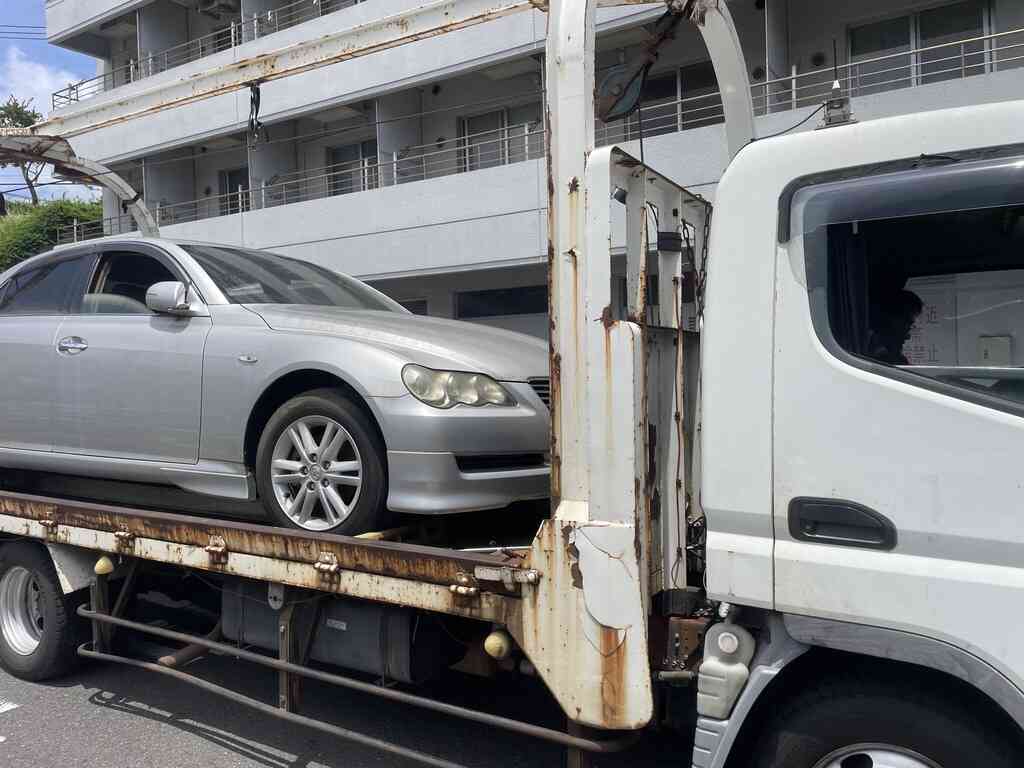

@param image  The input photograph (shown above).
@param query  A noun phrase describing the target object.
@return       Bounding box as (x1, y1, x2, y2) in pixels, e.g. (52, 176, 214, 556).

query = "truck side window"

(795, 153, 1024, 414)
(823, 206, 1024, 407)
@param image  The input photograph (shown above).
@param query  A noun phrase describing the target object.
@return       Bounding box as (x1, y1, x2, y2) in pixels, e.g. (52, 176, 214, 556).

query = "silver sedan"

(0, 238, 550, 535)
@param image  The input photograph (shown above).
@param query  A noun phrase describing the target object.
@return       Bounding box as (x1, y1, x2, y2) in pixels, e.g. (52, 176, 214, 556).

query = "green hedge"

(0, 199, 103, 271)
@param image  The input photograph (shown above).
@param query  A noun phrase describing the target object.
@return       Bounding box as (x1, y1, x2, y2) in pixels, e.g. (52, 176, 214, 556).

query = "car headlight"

(402, 364, 516, 408)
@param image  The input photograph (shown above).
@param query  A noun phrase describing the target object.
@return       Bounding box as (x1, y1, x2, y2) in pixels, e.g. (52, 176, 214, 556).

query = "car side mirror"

(146, 281, 192, 315)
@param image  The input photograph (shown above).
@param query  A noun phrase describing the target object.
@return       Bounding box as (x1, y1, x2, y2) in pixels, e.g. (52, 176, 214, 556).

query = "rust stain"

(599, 627, 626, 722)
(0, 492, 522, 596)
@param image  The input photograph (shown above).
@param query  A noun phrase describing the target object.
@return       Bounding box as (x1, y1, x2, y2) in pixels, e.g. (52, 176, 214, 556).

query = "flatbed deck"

(0, 490, 535, 624)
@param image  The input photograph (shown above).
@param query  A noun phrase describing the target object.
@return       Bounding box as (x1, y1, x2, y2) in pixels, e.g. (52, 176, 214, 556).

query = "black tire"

(0, 542, 85, 681)
(749, 674, 1018, 768)
(255, 388, 387, 536)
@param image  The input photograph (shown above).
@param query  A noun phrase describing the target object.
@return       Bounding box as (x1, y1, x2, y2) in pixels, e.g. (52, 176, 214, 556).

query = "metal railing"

(52, 0, 361, 109)
(56, 27, 1024, 243)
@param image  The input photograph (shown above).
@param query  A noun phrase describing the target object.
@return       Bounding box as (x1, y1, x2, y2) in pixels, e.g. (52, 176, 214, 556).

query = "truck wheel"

(256, 389, 387, 536)
(0, 543, 84, 681)
(749, 675, 1018, 768)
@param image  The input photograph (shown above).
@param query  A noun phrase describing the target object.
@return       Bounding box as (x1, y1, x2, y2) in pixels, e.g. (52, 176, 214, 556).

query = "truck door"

(772, 155, 1024, 689)
(54, 245, 210, 463)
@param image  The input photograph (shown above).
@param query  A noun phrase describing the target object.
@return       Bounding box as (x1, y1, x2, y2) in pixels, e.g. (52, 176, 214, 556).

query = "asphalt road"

(0, 651, 687, 768)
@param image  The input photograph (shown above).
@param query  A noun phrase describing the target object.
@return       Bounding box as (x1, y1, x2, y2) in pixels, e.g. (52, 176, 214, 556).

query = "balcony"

(51, 0, 361, 110)
(57, 25, 1024, 245)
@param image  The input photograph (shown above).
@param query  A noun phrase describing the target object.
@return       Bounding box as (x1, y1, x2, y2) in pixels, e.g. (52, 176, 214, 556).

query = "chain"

(695, 200, 712, 322)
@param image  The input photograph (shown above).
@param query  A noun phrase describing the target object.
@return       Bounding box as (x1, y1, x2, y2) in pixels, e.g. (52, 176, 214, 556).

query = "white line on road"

(0, 699, 18, 716)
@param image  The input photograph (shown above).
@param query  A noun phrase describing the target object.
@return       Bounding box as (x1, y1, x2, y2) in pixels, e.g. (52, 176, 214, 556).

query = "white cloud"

(0, 46, 101, 203)
(0, 45, 80, 119)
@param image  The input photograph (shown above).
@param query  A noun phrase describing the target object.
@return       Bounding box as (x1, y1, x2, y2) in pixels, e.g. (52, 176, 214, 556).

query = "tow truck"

(2, 1, 1024, 766)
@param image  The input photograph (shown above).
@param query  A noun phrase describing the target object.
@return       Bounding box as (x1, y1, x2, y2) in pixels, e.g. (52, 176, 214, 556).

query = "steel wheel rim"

(270, 415, 363, 531)
(813, 744, 942, 768)
(0, 566, 44, 656)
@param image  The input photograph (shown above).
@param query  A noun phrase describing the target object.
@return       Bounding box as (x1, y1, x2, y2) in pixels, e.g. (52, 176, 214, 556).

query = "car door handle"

(57, 336, 88, 355)
(788, 497, 897, 550)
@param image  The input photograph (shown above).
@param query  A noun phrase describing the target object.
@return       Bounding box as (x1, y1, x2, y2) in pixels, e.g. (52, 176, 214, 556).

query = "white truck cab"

(697, 97, 1024, 767)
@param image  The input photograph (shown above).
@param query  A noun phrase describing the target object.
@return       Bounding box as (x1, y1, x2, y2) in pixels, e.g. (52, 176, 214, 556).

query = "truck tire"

(748, 674, 1019, 768)
(0, 543, 84, 681)
(256, 388, 387, 536)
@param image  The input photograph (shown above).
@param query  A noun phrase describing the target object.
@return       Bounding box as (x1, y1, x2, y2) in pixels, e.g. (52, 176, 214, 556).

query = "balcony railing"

(56, 27, 1024, 244)
(51, 0, 361, 109)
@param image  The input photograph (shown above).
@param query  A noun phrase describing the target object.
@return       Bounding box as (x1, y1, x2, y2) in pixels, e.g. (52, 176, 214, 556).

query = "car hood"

(246, 305, 549, 381)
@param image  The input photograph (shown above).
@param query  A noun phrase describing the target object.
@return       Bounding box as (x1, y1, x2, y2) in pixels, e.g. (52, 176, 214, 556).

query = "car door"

(54, 245, 211, 463)
(0, 251, 89, 451)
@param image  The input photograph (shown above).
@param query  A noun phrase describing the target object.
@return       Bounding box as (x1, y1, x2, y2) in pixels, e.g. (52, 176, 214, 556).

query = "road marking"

(0, 700, 18, 716)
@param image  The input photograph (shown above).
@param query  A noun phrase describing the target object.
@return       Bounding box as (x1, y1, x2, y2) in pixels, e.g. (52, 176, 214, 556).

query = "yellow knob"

(94, 556, 115, 576)
(483, 629, 512, 660)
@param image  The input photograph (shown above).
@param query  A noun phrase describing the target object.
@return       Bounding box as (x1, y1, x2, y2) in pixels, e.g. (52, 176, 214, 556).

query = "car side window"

(0, 257, 83, 316)
(84, 251, 177, 315)
(798, 155, 1024, 413)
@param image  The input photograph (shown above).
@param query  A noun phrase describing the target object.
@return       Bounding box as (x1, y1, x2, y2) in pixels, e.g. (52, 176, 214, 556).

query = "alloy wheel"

(812, 745, 942, 768)
(0, 566, 44, 656)
(270, 415, 363, 531)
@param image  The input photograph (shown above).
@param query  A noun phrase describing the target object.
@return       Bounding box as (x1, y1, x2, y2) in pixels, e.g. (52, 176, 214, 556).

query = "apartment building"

(45, 0, 1024, 336)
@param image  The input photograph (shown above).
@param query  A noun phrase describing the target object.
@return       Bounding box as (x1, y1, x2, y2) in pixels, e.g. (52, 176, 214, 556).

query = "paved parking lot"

(0, 651, 685, 768)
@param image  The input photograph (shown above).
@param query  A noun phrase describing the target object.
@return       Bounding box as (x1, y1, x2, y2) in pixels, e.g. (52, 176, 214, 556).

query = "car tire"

(748, 673, 1019, 768)
(255, 388, 387, 536)
(0, 543, 85, 681)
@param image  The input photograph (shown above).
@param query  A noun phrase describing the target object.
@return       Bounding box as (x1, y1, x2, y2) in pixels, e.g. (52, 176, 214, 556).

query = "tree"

(0, 96, 44, 206)
(0, 199, 102, 270)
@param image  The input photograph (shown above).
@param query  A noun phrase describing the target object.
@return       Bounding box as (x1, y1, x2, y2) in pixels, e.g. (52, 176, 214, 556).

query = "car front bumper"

(385, 451, 550, 514)
(371, 382, 550, 514)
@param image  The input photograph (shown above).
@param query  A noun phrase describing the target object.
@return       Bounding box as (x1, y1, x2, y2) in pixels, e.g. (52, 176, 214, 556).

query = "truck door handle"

(57, 336, 89, 355)
(788, 497, 897, 550)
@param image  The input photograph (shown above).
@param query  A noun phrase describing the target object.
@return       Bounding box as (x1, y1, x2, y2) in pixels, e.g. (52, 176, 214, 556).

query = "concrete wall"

(140, 64, 1024, 281)
(46, 0, 148, 43)
(766, 0, 789, 80)
(137, 0, 187, 60)
(250, 123, 299, 202)
(56, 1, 663, 163)
(144, 147, 194, 211)
(377, 90, 424, 185)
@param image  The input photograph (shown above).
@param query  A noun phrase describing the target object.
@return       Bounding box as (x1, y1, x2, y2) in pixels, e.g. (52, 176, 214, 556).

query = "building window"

(456, 286, 547, 319)
(219, 167, 250, 216)
(328, 139, 379, 196)
(460, 110, 506, 172)
(456, 286, 548, 338)
(848, 2, 989, 95)
(399, 298, 429, 315)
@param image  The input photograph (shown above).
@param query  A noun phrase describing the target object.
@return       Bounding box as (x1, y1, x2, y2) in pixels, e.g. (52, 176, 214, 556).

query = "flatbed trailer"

(0, 487, 636, 766)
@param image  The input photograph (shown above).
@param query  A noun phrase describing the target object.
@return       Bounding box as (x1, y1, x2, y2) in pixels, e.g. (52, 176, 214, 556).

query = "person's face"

(895, 310, 920, 345)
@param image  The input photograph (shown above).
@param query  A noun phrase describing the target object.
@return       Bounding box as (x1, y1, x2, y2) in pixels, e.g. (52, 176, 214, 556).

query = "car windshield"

(179, 244, 403, 311)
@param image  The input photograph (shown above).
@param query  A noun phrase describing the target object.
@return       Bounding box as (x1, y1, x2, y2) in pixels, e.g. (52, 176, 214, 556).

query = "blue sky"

(1, 1, 96, 113)
(1, 2, 100, 201)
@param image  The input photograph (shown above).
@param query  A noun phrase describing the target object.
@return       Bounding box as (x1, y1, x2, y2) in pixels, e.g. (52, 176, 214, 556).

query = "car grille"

(456, 454, 548, 473)
(529, 377, 550, 408)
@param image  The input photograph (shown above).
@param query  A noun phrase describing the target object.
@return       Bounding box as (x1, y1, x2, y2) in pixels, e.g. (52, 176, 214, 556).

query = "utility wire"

(753, 103, 826, 142)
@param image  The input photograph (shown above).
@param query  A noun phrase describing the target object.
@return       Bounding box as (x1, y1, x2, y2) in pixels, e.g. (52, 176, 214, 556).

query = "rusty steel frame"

(0, 133, 158, 236)
(77, 607, 637, 755)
